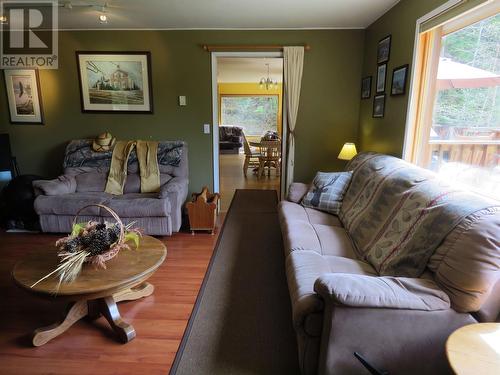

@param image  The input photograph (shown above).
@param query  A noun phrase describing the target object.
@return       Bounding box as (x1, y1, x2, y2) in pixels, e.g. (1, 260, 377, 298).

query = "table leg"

(113, 282, 154, 303)
(97, 296, 136, 343)
(30, 283, 154, 346)
(32, 300, 88, 347)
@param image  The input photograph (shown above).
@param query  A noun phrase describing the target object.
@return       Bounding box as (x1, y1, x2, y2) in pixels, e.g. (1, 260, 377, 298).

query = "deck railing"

(428, 139, 500, 169)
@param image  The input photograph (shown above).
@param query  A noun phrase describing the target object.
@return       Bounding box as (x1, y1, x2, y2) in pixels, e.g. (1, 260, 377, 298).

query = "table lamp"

(338, 143, 357, 160)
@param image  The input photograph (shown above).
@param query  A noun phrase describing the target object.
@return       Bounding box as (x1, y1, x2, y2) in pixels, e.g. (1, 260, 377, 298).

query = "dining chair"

(242, 133, 261, 177)
(258, 140, 281, 178)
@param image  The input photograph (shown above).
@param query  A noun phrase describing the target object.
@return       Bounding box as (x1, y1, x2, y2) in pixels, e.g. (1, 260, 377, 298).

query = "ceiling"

(217, 58, 283, 83)
(35, 0, 400, 30)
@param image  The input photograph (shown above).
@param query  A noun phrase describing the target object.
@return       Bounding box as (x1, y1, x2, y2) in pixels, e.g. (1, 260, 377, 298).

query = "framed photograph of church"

(76, 52, 153, 113)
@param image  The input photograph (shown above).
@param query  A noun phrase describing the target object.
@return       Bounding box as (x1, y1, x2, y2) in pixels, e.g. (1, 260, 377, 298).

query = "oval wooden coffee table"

(12, 235, 166, 346)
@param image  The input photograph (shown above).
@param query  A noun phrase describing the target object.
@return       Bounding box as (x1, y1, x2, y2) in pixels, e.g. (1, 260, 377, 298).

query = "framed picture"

(391, 64, 409, 96)
(361, 76, 372, 99)
(377, 35, 391, 64)
(4, 69, 44, 124)
(376, 64, 387, 93)
(373, 94, 386, 118)
(76, 52, 153, 113)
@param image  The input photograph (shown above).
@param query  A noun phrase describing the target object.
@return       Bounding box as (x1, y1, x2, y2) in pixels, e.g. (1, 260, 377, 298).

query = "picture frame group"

(371, 35, 392, 118)
(76, 51, 154, 113)
(365, 34, 410, 118)
(4, 69, 44, 124)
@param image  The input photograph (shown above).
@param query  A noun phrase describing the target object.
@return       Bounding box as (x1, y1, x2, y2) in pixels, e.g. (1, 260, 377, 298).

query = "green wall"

(358, 0, 448, 156)
(0, 29, 364, 190)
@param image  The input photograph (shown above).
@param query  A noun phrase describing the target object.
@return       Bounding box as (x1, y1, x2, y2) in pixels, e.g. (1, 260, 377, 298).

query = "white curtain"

(283, 46, 304, 193)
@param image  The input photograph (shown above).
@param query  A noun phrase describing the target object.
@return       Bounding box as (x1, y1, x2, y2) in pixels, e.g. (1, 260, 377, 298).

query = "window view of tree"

(425, 12, 499, 198)
(220, 96, 278, 136)
(432, 14, 499, 139)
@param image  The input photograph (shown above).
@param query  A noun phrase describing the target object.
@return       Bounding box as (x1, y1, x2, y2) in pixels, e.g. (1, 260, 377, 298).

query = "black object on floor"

(0, 175, 43, 230)
(170, 189, 300, 375)
(354, 352, 389, 375)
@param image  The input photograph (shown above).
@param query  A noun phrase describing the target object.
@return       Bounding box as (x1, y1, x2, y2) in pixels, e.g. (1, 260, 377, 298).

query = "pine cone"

(65, 237, 81, 253)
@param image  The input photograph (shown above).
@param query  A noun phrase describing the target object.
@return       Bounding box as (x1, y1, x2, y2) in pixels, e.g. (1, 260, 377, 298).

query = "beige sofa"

(279, 153, 499, 375)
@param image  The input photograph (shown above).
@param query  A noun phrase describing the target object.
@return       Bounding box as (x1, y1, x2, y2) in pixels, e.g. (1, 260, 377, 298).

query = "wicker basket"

(73, 204, 125, 263)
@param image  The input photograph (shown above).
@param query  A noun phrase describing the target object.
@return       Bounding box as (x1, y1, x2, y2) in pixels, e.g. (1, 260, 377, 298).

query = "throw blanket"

(105, 140, 161, 195)
(63, 139, 183, 169)
(340, 152, 499, 277)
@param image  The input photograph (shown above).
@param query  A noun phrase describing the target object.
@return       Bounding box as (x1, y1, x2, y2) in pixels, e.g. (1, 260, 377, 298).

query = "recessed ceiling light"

(99, 14, 107, 24)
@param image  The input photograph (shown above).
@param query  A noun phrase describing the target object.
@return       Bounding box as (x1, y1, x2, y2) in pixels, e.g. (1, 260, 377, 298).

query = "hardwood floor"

(219, 153, 280, 212)
(0, 218, 223, 375)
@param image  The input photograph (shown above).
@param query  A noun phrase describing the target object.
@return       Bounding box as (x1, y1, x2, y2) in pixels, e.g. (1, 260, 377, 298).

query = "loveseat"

(279, 152, 499, 375)
(33, 140, 188, 236)
(219, 125, 243, 154)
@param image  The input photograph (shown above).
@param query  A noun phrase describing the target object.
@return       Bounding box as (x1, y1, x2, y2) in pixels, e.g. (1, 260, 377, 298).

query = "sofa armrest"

(287, 182, 309, 203)
(314, 273, 450, 311)
(32, 175, 76, 196)
(159, 176, 188, 199)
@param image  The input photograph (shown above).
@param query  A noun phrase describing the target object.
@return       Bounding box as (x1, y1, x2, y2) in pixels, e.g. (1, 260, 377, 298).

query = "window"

(220, 95, 279, 136)
(406, 3, 500, 198)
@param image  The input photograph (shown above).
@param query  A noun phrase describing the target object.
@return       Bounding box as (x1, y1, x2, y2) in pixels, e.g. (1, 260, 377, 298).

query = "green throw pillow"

(301, 171, 353, 215)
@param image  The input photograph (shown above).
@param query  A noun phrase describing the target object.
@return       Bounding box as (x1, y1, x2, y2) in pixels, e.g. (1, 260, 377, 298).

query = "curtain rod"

(202, 44, 311, 52)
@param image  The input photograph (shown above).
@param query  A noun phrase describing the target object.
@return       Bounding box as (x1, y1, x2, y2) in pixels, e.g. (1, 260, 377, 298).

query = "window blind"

(419, 0, 490, 32)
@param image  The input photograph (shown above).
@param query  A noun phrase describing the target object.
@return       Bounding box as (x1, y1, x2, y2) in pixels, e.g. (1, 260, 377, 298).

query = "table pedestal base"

(32, 282, 154, 347)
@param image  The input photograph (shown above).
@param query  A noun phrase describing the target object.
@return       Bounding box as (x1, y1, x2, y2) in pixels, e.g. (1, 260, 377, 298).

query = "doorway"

(212, 53, 284, 212)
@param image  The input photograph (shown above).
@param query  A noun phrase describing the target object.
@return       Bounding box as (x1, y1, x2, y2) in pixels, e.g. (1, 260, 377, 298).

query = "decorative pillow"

(33, 175, 77, 196)
(301, 171, 352, 214)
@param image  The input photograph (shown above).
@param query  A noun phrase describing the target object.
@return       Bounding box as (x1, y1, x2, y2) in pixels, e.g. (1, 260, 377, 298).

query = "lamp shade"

(338, 143, 357, 160)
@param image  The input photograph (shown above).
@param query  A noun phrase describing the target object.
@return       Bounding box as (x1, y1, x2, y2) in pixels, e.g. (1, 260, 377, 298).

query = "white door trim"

(210, 51, 284, 196)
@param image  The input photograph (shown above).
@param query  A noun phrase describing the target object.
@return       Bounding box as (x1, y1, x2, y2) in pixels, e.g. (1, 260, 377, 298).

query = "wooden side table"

(12, 235, 166, 346)
(446, 323, 500, 375)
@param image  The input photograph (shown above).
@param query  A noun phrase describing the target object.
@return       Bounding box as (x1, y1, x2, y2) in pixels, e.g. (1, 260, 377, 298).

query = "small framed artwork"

(377, 35, 391, 64)
(4, 69, 44, 124)
(391, 64, 409, 96)
(361, 76, 372, 99)
(76, 51, 153, 113)
(373, 94, 386, 118)
(376, 64, 387, 93)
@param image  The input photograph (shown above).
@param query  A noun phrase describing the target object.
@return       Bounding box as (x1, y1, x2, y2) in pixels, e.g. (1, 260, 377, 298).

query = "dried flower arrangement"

(31, 204, 141, 290)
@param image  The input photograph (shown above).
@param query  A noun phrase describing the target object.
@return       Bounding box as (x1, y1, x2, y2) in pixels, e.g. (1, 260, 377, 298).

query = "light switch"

(179, 96, 187, 106)
(204, 124, 211, 134)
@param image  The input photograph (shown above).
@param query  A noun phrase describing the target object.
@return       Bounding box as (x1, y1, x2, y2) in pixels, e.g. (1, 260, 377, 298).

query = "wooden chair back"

(259, 140, 281, 159)
(242, 132, 252, 155)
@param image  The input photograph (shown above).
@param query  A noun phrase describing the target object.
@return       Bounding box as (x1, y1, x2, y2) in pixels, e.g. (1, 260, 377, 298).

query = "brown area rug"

(170, 189, 299, 374)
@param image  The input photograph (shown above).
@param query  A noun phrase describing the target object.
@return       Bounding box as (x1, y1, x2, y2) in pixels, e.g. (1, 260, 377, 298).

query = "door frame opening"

(210, 51, 286, 199)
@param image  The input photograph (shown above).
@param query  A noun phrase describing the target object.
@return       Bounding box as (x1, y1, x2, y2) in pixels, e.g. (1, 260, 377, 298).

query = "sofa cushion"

(304, 208, 342, 226)
(278, 201, 343, 256)
(301, 171, 352, 214)
(279, 200, 310, 222)
(428, 207, 500, 313)
(340, 152, 498, 278)
(75, 171, 107, 192)
(34, 192, 111, 215)
(123, 173, 172, 194)
(282, 220, 322, 255)
(312, 224, 357, 258)
(286, 251, 376, 331)
(104, 194, 171, 218)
